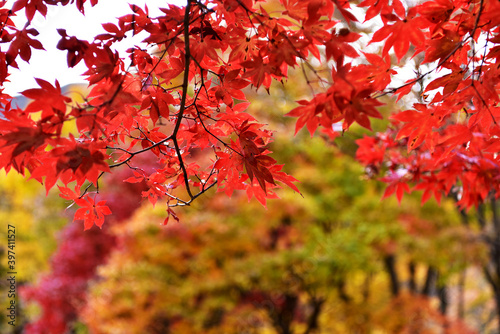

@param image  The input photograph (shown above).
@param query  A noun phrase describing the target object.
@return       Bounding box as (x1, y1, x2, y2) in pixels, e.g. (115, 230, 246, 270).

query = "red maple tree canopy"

(0, 0, 498, 228)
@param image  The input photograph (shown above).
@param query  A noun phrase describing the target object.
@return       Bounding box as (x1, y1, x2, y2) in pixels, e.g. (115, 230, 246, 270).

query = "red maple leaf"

(74, 195, 112, 230)
(11, 0, 48, 21)
(391, 104, 445, 152)
(6, 27, 44, 65)
(370, 7, 426, 61)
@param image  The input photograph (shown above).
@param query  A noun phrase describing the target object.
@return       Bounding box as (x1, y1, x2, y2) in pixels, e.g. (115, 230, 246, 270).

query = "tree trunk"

(457, 270, 466, 319)
(269, 293, 298, 334)
(422, 266, 437, 296)
(303, 297, 325, 334)
(337, 279, 351, 303)
(438, 283, 448, 315)
(384, 255, 399, 296)
(408, 262, 416, 294)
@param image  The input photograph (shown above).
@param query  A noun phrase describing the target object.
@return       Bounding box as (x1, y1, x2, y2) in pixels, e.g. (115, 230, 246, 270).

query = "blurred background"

(0, 0, 496, 331)
(0, 78, 495, 334)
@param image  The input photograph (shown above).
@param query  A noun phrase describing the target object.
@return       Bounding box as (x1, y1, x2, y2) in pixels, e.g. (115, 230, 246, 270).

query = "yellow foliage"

(0, 171, 67, 282)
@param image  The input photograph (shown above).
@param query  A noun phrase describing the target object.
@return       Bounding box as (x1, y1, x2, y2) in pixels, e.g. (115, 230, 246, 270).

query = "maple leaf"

(0, 121, 46, 160)
(333, 88, 384, 131)
(325, 28, 361, 63)
(241, 58, 283, 89)
(300, 0, 336, 46)
(422, 28, 461, 64)
(123, 170, 145, 184)
(6, 27, 44, 65)
(246, 183, 279, 207)
(140, 90, 175, 125)
(286, 93, 340, 136)
(237, 126, 277, 193)
(74, 195, 112, 230)
(163, 207, 180, 225)
(391, 104, 449, 152)
(353, 53, 396, 91)
(96, 22, 127, 43)
(227, 31, 259, 62)
(56, 29, 89, 67)
(22, 78, 72, 117)
(74, 0, 98, 14)
(83, 45, 119, 85)
(332, 0, 358, 23)
(214, 150, 247, 197)
(243, 154, 276, 193)
(141, 171, 169, 206)
(210, 68, 250, 106)
(424, 63, 464, 98)
(57, 185, 80, 201)
(416, 0, 455, 25)
(26, 136, 111, 192)
(477, 0, 500, 30)
(381, 171, 411, 203)
(268, 164, 300, 194)
(414, 176, 444, 205)
(370, 7, 426, 61)
(190, 37, 223, 63)
(269, 33, 308, 68)
(359, 0, 406, 22)
(355, 136, 387, 167)
(393, 79, 417, 101)
(11, 0, 48, 21)
(436, 124, 472, 160)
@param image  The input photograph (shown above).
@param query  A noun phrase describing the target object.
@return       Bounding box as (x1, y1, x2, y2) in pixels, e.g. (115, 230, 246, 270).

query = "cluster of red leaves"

(354, 0, 500, 208)
(1, 0, 500, 227)
(0, 0, 311, 228)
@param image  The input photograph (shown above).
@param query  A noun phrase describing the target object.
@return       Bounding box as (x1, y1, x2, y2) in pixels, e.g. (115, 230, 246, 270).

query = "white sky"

(4, 0, 184, 95)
